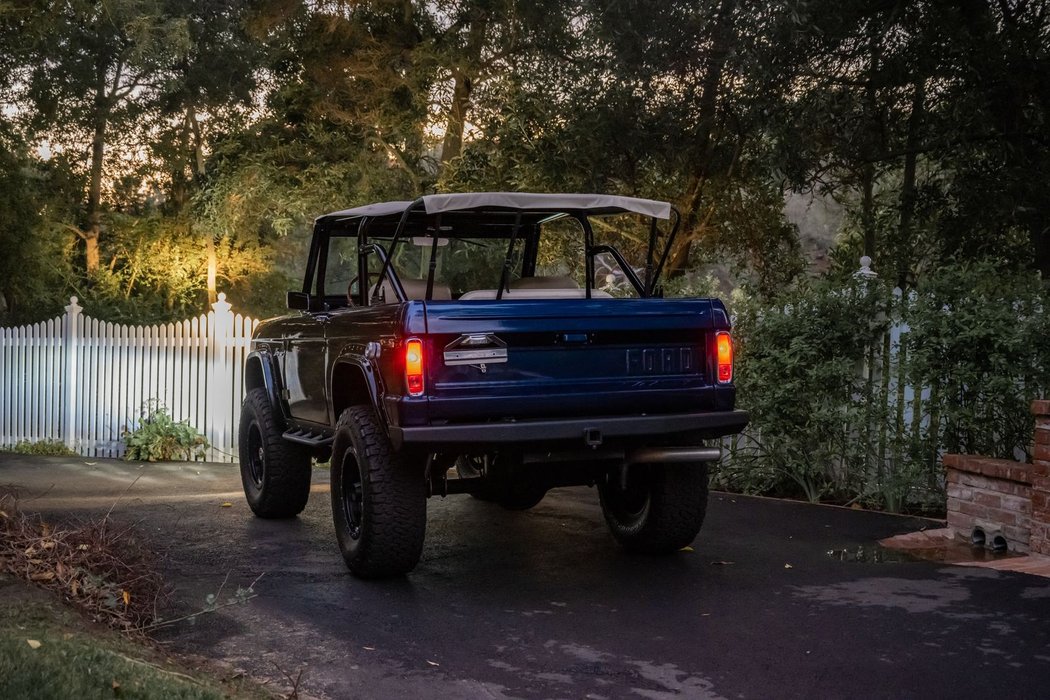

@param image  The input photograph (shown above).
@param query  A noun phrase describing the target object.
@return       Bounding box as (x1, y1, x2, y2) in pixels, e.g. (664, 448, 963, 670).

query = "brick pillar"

(1032, 400, 1050, 555)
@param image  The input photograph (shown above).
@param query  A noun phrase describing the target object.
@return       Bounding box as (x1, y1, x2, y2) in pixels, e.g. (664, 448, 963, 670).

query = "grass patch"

(0, 576, 272, 699)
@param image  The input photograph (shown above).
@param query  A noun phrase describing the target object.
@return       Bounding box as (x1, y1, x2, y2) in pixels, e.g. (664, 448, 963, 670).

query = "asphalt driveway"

(3, 454, 1050, 699)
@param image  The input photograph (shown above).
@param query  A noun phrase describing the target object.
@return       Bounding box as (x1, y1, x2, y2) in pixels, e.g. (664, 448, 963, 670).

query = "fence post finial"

(211, 292, 231, 315)
(855, 256, 878, 280)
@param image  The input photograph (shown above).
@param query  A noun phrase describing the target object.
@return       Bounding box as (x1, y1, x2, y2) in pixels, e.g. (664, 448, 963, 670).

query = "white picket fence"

(0, 295, 258, 462)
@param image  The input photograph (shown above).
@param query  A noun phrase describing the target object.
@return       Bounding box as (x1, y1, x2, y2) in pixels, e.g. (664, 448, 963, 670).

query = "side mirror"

(287, 291, 311, 311)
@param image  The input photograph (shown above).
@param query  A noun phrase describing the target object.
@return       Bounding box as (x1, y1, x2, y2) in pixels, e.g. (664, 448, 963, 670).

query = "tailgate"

(421, 298, 724, 423)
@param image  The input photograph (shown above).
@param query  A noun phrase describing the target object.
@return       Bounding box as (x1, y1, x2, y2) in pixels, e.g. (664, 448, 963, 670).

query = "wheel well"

(245, 356, 265, 393)
(332, 362, 373, 418)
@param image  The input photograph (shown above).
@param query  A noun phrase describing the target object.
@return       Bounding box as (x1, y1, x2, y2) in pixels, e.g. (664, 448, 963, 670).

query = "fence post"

(208, 293, 234, 461)
(63, 296, 82, 451)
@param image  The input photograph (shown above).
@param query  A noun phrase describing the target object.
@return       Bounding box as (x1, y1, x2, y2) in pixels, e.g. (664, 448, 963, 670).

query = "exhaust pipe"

(625, 446, 721, 465)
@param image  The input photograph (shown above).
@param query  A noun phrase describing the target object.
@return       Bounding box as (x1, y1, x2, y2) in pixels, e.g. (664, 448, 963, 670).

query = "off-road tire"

(598, 461, 709, 554)
(238, 388, 312, 518)
(330, 405, 426, 578)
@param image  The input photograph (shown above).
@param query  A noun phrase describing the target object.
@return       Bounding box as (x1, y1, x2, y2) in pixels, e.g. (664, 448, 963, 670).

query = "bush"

(721, 275, 890, 503)
(7, 440, 76, 456)
(904, 261, 1050, 462)
(122, 402, 208, 462)
(721, 261, 1048, 514)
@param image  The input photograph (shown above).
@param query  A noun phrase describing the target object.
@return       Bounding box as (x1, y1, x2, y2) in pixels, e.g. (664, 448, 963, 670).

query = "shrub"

(122, 402, 208, 462)
(721, 275, 890, 503)
(904, 261, 1050, 463)
(721, 262, 1049, 514)
(7, 440, 76, 456)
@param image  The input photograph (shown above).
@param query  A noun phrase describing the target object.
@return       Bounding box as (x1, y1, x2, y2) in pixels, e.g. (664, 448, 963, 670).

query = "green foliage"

(6, 440, 75, 457)
(0, 585, 269, 699)
(3, 0, 1048, 325)
(0, 128, 73, 325)
(724, 275, 890, 503)
(122, 402, 208, 462)
(905, 262, 1050, 462)
(724, 262, 1049, 513)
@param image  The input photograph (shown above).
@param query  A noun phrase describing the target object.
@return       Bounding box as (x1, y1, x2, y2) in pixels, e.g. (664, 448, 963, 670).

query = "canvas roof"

(320, 192, 672, 222)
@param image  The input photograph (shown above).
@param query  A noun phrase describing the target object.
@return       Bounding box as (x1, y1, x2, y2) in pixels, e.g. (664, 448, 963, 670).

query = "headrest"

(510, 275, 580, 290)
(372, 277, 451, 302)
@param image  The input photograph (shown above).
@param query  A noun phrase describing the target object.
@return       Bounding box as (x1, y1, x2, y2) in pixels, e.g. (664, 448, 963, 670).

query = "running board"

(282, 429, 334, 447)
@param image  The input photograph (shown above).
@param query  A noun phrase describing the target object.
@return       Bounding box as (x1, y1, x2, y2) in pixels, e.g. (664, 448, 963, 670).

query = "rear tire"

(238, 388, 312, 518)
(457, 454, 547, 510)
(455, 455, 496, 502)
(330, 405, 426, 578)
(598, 462, 709, 554)
(495, 481, 548, 511)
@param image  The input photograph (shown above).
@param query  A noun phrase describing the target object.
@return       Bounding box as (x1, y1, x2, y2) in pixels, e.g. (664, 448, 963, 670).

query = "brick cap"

(943, 454, 1033, 485)
(1033, 399, 1050, 417)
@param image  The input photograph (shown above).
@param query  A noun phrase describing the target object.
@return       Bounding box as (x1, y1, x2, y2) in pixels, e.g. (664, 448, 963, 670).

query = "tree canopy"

(0, 0, 1046, 323)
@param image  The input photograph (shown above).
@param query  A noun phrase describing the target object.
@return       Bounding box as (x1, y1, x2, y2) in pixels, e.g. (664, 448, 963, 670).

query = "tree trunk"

(186, 105, 217, 303)
(896, 79, 925, 288)
(206, 234, 217, 304)
(861, 164, 875, 260)
(440, 13, 488, 167)
(666, 0, 738, 278)
(441, 70, 472, 164)
(190, 109, 206, 178)
(860, 21, 883, 264)
(85, 104, 107, 274)
(171, 108, 193, 209)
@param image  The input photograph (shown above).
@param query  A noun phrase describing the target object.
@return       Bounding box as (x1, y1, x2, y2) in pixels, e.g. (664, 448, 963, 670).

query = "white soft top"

(322, 192, 671, 221)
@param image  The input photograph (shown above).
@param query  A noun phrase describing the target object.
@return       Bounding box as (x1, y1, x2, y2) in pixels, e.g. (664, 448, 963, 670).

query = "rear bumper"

(389, 410, 748, 449)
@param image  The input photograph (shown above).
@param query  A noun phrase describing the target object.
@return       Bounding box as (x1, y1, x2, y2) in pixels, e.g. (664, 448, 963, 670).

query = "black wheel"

(598, 461, 709, 554)
(330, 405, 426, 578)
(238, 388, 312, 518)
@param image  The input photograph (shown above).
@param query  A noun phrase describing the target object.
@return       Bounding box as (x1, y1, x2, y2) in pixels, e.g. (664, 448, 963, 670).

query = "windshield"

(368, 236, 520, 298)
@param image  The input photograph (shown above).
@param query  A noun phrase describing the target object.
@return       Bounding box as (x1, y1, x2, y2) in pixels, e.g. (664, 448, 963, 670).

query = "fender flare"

(244, 349, 288, 421)
(329, 352, 385, 424)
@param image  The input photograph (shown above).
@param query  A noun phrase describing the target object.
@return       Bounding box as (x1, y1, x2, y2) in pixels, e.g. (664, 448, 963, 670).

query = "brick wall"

(944, 401, 1050, 555)
(943, 454, 1032, 552)
(1032, 400, 1050, 555)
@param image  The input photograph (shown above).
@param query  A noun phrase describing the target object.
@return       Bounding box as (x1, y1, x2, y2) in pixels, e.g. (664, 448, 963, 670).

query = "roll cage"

(289, 194, 682, 312)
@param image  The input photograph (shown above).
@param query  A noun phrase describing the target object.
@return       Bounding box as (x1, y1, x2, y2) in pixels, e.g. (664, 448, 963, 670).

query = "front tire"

(598, 462, 709, 554)
(238, 388, 312, 518)
(330, 405, 426, 578)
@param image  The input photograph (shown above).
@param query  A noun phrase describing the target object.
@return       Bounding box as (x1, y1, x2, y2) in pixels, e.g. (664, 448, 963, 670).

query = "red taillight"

(716, 332, 733, 383)
(405, 338, 424, 396)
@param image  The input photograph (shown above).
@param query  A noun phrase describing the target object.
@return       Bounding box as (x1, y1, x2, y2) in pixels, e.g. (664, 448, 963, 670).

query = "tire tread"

(331, 405, 425, 578)
(239, 388, 311, 518)
(600, 463, 708, 554)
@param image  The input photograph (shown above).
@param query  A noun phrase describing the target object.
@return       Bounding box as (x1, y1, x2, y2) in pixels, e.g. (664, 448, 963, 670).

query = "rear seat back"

(510, 275, 580, 290)
(459, 288, 612, 300)
(371, 277, 452, 303)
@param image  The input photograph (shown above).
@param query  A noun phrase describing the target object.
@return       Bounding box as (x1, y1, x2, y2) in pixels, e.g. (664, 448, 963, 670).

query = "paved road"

(3, 454, 1050, 699)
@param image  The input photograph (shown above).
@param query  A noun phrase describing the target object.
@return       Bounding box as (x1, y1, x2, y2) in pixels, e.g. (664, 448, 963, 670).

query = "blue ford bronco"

(238, 193, 748, 578)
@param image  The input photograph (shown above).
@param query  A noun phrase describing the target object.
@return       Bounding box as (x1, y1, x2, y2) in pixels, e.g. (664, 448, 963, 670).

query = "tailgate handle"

(560, 333, 589, 344)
